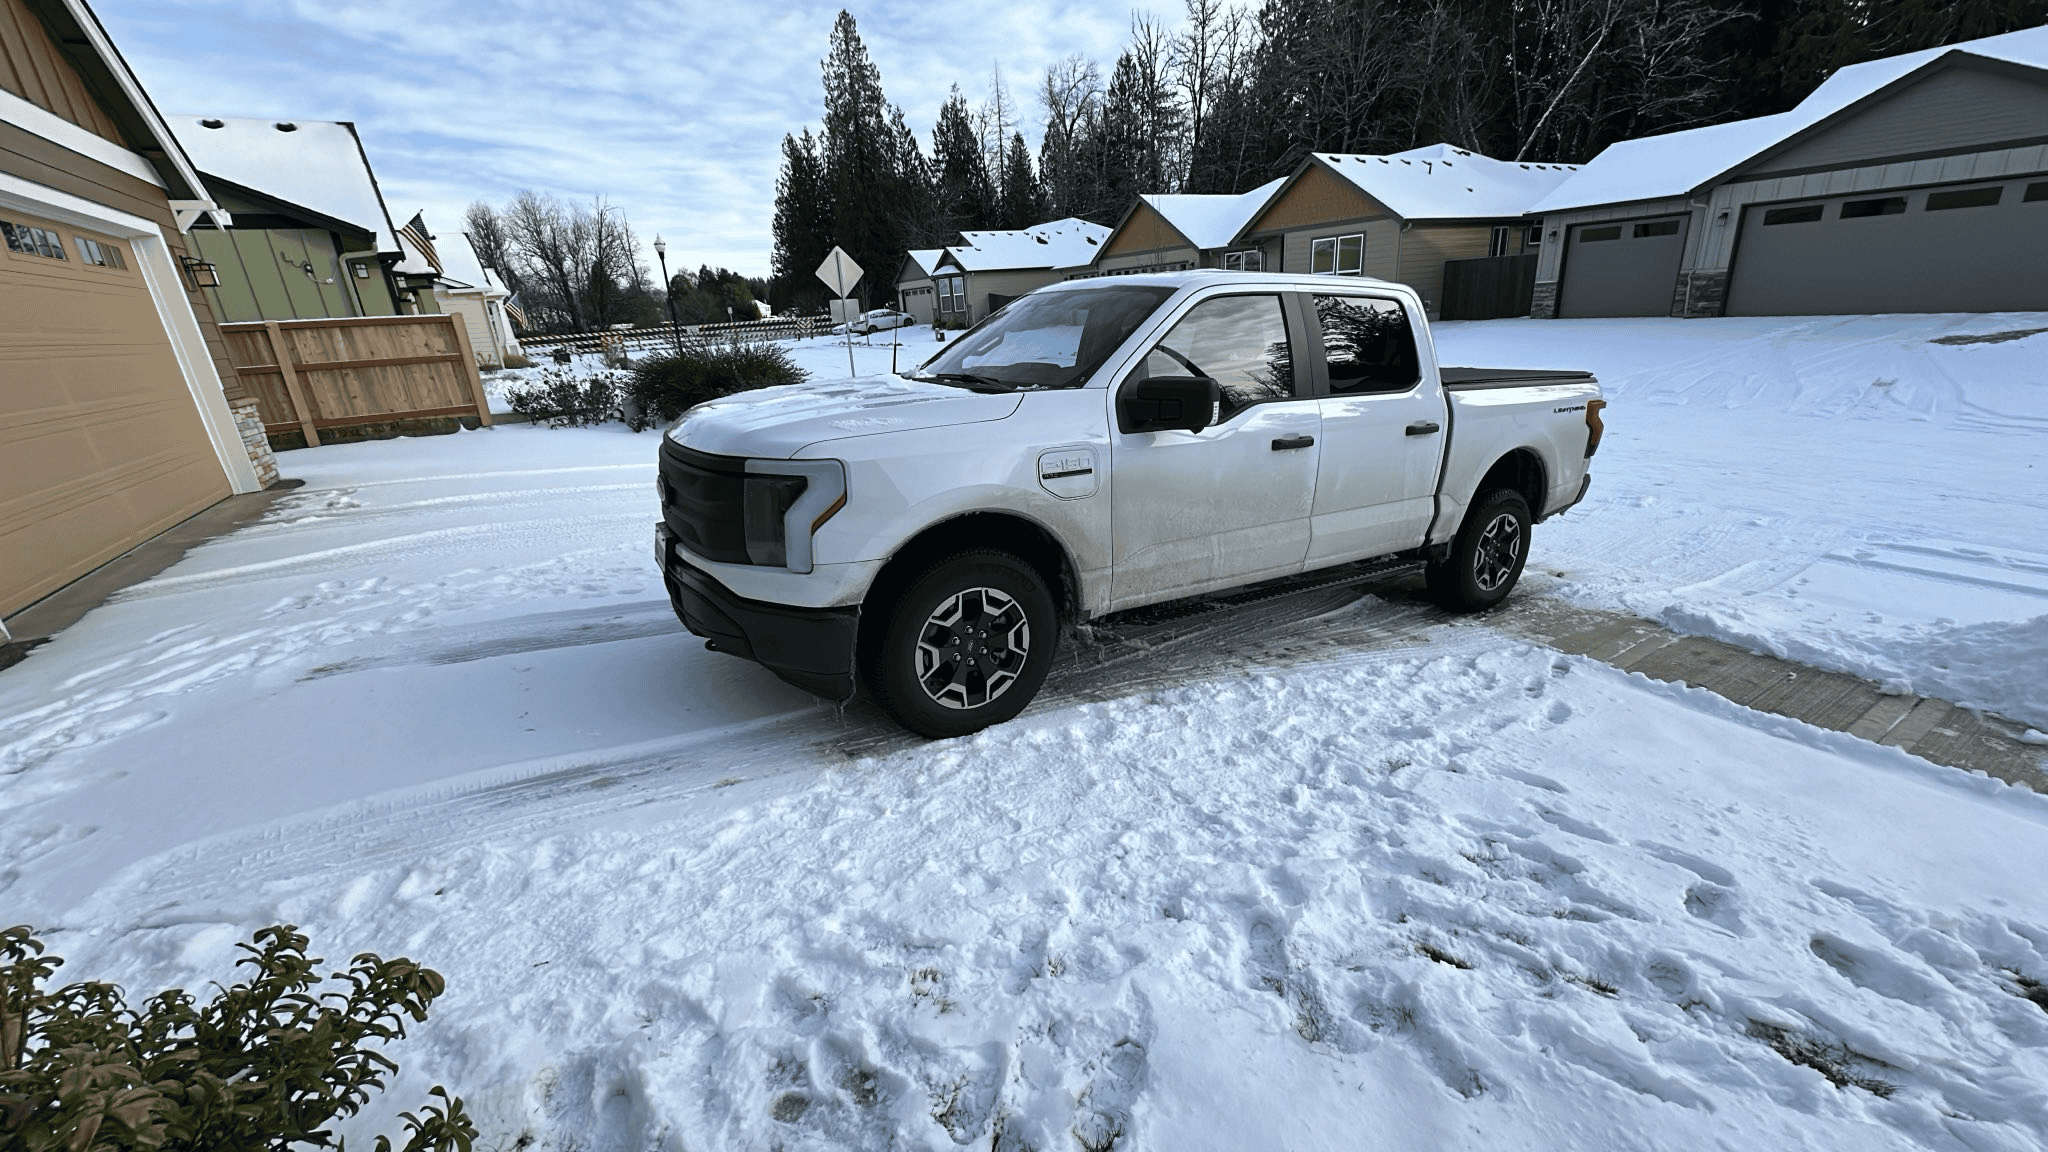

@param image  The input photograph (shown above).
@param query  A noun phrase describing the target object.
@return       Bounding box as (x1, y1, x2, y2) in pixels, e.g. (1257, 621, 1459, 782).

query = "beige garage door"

(1, 208, 230, 618)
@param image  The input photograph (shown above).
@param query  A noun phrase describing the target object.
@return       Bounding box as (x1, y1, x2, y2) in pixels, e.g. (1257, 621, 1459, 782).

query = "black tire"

(866, 550, 1058, 738)
(1427, 489, 1532, 612)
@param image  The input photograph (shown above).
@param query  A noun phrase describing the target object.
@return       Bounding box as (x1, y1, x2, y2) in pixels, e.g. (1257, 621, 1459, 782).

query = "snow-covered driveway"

(2, 316, 2046, 1150)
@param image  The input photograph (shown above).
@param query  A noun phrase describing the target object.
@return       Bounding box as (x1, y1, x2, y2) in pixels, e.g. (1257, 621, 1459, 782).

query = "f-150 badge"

(1037, 447, 1098, 499)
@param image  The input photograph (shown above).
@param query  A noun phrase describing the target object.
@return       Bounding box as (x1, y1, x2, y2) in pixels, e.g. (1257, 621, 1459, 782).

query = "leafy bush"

(0, 924, 474, 1152)
(503, 366, 622, 427)
(625, 338, 808, 429)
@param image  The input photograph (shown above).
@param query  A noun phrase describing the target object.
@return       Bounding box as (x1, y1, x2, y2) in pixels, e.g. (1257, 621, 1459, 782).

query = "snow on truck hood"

(666, 376, 1024, 459)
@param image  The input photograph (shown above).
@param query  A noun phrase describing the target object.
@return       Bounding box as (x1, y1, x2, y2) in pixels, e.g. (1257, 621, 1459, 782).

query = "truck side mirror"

(1120, 375, 1222, 435)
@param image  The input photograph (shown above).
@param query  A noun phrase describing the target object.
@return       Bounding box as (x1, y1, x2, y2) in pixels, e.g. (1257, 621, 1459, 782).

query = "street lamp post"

(653, 235, 683, 357)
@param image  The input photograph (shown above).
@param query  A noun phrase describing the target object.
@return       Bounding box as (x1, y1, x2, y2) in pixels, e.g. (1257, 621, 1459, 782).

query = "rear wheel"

(867, 550, 1058, 738)
(1427, 489, 1531, 612)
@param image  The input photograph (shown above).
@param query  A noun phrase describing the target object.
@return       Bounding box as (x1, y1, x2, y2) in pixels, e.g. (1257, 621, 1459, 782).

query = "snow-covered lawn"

(3, 314, 2045, 1150)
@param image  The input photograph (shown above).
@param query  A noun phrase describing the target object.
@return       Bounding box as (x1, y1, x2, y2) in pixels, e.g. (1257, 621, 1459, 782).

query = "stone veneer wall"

(1676, 270, 1729, 317)
(229, 397, 280, 488)
(1530, 281, 1560, 320)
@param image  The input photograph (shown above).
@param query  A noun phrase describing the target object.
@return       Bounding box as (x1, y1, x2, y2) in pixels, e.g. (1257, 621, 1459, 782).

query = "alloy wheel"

(1472, 512, 1523, 592)
(914, 586, 1032, 710)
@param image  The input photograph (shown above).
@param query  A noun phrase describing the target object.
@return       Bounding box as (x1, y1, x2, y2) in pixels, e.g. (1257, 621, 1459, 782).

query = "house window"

(1633, 219, 1680, 238)
(1840, 197, 1906, 219)
(2, 220, 68, 260)
(1762, 205, 1824, 225)
(1222, 249, 1263, 272)
(937, 275, 966, 313)
(1526, 225, 1543, 248)
(74, 236, 127, 268)
(1925, 186, 2002, 211)
(1311, 233, 1364, 275)
(1489, 226, 1511, 257)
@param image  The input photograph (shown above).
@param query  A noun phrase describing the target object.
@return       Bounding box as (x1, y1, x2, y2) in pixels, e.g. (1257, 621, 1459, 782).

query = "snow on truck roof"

(171, 115, 402, 254)
(1531, 24, 2048, 213)
(1310, 144, 1581, 221)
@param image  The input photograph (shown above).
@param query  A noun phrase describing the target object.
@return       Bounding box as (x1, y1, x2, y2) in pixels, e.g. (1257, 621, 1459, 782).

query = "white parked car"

(855, 308, 914, 333)
(655, 271, 1606, 737)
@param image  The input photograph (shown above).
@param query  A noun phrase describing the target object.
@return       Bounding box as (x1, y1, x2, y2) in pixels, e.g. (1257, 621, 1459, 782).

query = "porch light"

(180, 255, 220, 288)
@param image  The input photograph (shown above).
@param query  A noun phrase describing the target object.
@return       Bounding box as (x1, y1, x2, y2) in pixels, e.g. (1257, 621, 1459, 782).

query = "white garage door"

(1558, 215, 1689, 318)
(1, 206, 232, 617)
(1727, 176, 2048, 316)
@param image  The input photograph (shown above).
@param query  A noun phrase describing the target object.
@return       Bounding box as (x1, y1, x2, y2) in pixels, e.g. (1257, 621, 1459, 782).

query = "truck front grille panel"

(659, 442, 751, 565)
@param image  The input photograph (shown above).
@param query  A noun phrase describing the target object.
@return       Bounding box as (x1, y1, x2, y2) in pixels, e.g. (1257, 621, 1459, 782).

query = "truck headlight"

(742, 459, 846, 573)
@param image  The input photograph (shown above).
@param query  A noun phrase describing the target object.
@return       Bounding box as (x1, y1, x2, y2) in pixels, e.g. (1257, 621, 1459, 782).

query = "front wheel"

(867, 551, 1058, 738)
(1427, 489, 1531, 612)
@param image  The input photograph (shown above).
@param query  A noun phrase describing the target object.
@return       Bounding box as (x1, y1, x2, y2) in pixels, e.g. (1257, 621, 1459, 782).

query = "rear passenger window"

(1314, 295, 1419, 394)
(1134, 294, 1295, 420)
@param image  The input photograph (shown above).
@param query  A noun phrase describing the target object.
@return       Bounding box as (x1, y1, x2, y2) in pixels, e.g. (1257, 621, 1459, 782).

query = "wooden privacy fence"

(1439, 253, 1540, 321)
(221, 315, 493, 448)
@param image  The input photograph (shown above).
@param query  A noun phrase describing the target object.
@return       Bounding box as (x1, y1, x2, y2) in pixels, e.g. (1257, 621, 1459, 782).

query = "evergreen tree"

(820, 10, 903, 307)
(770, 128, 831, 313)
(997, 132, 1047, 229)
(932, 86, 999, 236)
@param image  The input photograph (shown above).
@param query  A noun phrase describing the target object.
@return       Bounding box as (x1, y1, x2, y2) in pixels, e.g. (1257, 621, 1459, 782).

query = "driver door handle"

(1406, 421, 1441, 436)
(1271, 435, 1315, 451)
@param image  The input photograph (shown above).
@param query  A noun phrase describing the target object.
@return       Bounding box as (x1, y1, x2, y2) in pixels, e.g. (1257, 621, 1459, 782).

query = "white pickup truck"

(655, 271, 1605, 736)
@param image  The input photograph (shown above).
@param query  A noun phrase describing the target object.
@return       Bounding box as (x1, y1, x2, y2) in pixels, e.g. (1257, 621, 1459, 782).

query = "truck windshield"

(912, 285, 1176, 391)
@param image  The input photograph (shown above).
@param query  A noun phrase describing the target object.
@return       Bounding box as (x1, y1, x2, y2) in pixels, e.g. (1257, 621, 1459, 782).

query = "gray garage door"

(1727, 176, 2048, 316)
(1558, 215, 1688, 318)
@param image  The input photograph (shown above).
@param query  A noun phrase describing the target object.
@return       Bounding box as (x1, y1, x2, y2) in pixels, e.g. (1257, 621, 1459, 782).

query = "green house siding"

(194, 225, 366, 322)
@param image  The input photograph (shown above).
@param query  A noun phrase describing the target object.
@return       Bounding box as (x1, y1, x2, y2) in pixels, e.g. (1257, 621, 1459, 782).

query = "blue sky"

(95, 0, 1137, 278)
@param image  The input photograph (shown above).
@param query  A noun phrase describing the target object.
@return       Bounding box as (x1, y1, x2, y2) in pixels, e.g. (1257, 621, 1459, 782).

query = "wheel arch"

(1476, 447, 1548, 518)
(856, 510, 1081, 664)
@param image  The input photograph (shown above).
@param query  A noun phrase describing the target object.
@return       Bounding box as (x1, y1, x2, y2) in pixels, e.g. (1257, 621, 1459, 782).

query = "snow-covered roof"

(171, 115, 401, 254)
(1311, 144, 1581, 221)
(946, 218, 1112, 272)
(901, 249, 944, 281)
(1138, 177, 1289, 250)
(1531, 24, 2048, 213)
(435, 231, 506, 297)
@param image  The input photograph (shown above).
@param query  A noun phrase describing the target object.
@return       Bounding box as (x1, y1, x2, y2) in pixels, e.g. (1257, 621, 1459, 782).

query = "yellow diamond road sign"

(815, 247, 862, 298)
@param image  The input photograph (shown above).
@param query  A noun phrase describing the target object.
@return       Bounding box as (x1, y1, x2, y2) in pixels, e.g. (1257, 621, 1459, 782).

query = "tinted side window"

(1135, 294, 1295, 420)
(1314, 295, 1418, 394)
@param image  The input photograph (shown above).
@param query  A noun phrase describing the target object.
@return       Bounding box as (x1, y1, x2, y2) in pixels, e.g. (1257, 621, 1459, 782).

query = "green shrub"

(625, 338, 808, 429)
(503, 366, 622, 427)
(0, 924, 474, 1152)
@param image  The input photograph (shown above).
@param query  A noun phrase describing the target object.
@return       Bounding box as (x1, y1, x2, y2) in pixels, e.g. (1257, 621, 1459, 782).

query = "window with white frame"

(1221, 248, 1263, 272)
(937, 276, 966, 313)
(1489, 226, 1511, 257)
(1311, 233, 1364, 275)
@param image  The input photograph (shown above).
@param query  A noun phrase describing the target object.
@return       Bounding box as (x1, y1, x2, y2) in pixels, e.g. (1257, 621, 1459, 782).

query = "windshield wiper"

(922, 371, 1014, 393)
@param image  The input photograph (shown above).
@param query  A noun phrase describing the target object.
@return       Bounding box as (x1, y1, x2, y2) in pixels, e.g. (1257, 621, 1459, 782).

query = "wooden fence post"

(262, 320, 320, 447)
(443, 314, 495, 427)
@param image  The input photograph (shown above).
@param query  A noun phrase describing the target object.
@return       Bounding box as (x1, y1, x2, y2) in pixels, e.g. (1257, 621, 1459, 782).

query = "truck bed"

(1440, 367, 1599, 390)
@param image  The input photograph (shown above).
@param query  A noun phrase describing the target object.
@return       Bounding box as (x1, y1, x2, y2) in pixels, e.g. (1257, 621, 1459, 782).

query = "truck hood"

(665, 376, 1025, 459)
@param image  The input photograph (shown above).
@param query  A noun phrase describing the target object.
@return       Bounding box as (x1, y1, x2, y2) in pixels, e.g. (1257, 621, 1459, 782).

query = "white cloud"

(96, 0, 1142, 278)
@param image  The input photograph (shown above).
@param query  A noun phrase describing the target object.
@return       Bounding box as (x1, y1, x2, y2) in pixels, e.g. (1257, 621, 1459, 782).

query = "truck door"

(1300, 292, 1446, 565)
(1109, 291, 1320, 607)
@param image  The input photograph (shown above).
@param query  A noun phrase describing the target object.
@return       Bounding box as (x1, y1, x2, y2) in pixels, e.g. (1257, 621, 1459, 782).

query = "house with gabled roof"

(894, 247, 944, 325)
(3, 0, 270, 634)
(1088, 177, 1288, 276)
(1234, 144, 1581, 317)
(927, 217, 1110, 326)
(1528, 25, 2048, 318)
(171, 114, 412, 321)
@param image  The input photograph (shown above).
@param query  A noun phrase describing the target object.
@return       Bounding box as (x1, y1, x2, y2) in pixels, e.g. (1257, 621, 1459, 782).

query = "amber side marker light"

(1585, 398, 1607, 457)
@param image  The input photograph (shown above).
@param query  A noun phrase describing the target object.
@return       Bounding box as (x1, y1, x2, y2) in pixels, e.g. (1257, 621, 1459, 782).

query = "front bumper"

(656, 523, 859, 701)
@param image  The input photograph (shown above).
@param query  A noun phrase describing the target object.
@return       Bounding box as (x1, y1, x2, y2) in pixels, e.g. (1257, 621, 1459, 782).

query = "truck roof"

(1044, 269, 1408, 294)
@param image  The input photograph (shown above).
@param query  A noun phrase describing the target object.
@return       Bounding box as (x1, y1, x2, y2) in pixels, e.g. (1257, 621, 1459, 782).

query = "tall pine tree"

(770, 128, 831, 313)
(997, 133, 1047, 229)
(820, 11, 904, 306)
(932, 87, 999, 237)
